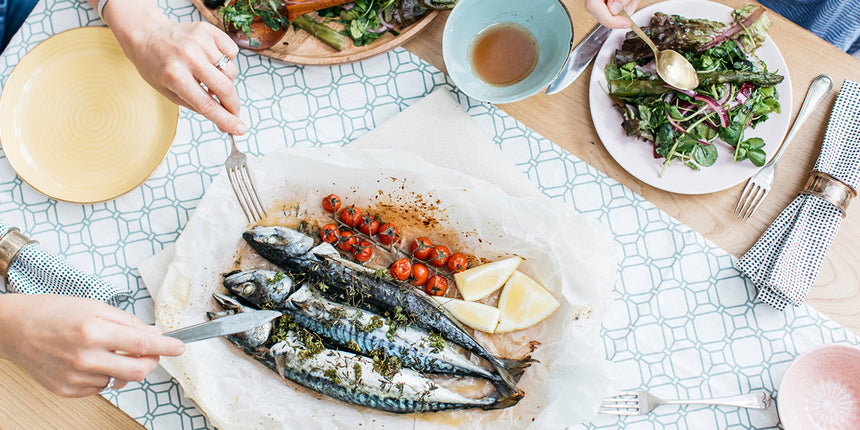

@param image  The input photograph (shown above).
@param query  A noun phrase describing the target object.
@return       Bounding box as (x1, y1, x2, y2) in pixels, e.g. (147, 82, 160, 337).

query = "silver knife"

(164, 309, 282, 343)
(546, 24, 613, 95)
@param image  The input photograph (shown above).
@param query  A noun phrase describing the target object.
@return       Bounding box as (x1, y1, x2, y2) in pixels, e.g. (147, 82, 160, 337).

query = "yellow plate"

(0, 27, 179, 204)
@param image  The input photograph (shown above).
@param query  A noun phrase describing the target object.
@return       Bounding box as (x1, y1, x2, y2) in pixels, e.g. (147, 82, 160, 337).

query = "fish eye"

(242, 283, 256, 296)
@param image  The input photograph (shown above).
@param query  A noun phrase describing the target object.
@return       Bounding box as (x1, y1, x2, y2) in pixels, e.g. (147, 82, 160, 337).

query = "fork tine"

(745, 190, 769, 220)
(600, 398, 639, 405)
(736, 183, 762, 219)
(734, 179, 755, 216)
(738, 186, 762, 220)
(235, 170, 259, 221)
(238, 164, 267, 222)
(227, 168, 253, 223)
(598, 407, 640, 416)
(741, 187, 768, 220)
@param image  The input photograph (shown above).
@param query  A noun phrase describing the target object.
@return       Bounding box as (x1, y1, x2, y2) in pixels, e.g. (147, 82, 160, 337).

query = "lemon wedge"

(453, 256, 521, 301)
(495, 271, 559, 333)
(433, 297, 500, 333)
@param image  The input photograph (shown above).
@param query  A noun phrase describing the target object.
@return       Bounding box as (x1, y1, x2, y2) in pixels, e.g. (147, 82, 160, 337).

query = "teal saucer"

(442, 0, 574, 104)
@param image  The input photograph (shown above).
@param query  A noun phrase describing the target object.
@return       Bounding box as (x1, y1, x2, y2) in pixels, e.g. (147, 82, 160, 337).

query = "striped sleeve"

(759, 0, 860, 54)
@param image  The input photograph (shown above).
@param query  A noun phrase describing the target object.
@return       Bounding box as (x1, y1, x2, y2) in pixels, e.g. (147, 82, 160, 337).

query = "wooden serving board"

(191, 0, 440, 65)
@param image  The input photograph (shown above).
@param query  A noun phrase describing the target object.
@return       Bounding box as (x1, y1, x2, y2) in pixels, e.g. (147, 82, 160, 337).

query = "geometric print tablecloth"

(1, 0, 858, 429)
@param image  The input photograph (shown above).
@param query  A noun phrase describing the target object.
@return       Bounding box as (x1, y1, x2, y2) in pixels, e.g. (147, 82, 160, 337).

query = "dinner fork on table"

(598, 390, 772, 416)
(733, 74, 833, 220)
(225, 134, 267, 223)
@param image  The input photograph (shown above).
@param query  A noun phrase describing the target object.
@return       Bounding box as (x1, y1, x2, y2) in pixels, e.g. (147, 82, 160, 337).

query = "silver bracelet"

(98, 0, 110, 20)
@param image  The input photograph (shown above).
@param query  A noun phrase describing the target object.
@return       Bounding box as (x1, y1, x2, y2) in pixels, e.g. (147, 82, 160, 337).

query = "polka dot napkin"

(0, 219, 129, 305)
(737, 80, 860, 310)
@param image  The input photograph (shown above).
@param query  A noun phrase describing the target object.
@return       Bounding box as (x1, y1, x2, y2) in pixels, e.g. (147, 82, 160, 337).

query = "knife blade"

(164, 309, 282, 344)
(546, 24, 613, 95)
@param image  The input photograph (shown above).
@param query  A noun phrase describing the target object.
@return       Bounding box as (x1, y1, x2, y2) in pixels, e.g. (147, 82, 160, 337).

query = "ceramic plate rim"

(0, 26, 179, 204)
(777, 343, 860, 430)
(588, 0, 793, 195)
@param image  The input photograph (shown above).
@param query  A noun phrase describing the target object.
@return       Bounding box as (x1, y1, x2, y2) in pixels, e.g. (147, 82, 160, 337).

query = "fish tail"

(501, 355, 536, 382)
(488, 355, 535, 395)
(480, 388, 525, 410)
(487, 358, 519, 397)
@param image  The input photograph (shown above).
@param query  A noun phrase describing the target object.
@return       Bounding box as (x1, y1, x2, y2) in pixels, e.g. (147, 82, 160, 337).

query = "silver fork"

(734, 74, 833, 220)
(225, 134, 266, 223)
(599, 390, 772, 416)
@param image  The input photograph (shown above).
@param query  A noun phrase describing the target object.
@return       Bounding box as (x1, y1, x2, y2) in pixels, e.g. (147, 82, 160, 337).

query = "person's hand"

(0, 294, 185, 397)
(95, 0, 247, 135)
(585, 0, 642, 29)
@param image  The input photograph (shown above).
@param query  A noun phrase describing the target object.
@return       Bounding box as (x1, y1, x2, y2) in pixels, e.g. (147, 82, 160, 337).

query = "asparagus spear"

(609, 70, 784, 97)
(293, 15, 346, 51)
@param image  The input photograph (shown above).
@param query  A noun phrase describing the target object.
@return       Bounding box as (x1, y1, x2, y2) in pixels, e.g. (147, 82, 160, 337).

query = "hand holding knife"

(164, 309, 281, 343)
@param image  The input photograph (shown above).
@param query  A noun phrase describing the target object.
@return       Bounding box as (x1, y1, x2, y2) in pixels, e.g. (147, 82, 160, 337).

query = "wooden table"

(1, 0, 858, 427)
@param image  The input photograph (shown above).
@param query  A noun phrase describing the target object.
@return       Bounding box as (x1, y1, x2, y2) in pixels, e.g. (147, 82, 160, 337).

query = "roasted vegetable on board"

(214, 0, 457, 51)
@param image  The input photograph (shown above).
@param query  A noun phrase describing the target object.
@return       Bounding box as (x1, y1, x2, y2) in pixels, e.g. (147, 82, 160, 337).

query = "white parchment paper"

(153, 146, 618, 429)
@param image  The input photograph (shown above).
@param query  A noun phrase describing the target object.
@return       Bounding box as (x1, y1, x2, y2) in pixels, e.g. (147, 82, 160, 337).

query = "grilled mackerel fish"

(242, 226, 523, 396)
(223, 269, 532, 387)
(210, 292, 519, 413)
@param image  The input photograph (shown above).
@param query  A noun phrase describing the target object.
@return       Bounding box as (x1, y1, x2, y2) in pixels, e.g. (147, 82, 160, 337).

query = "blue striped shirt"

(1, 0, 38, 51)
(759, 0, 860, 54)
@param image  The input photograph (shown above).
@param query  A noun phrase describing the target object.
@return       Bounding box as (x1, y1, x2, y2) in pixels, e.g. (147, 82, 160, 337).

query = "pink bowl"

(778, 344, 860, 430)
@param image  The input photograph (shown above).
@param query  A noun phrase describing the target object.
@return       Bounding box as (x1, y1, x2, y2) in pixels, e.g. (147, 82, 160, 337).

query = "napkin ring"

(802, 171, 856, 215)
(0, 228, 35, 278)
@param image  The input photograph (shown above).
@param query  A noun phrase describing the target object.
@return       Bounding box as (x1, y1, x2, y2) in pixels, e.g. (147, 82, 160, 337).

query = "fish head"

(242, 226, 314, 261)
(223, 269, 293, 308)
(283, 284, 325, 316)
(210, 293, 272, 348)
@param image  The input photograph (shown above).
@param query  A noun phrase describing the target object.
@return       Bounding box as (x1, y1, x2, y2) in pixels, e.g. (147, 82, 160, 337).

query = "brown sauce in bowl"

(469, 23, 539, 87)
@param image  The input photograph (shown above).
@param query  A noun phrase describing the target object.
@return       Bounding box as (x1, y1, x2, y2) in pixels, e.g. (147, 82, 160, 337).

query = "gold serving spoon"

(620, 9, 699, 91)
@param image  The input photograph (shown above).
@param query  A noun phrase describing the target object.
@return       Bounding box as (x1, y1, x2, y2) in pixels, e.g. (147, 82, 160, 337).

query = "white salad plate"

(588, 0, 792, 195)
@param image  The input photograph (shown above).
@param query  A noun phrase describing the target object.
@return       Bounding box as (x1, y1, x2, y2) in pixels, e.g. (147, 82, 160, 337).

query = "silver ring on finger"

(214, 54, 230, 71)
(100, 376, 116, 393)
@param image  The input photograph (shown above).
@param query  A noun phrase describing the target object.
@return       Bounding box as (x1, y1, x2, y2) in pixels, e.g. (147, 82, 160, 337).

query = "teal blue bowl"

(442, 0, 573, 104)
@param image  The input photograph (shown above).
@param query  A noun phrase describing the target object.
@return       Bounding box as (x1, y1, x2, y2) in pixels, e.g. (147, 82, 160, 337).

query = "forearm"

(0, 294, 20, 361)
(85, 0, 170, 45)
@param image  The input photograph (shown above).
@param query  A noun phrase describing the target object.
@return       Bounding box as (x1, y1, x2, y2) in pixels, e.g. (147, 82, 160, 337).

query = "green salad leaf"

(606, 4, 783, 174)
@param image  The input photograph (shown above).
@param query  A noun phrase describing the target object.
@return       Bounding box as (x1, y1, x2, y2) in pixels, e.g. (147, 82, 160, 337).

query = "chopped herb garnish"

(323, 368, 342, 384)
(371, 348, 402, 380)
(267, 272, 286, 285)
(363, 315, 384, 332)
(353, 363, 363, 382)
(427, 331, 445, 353)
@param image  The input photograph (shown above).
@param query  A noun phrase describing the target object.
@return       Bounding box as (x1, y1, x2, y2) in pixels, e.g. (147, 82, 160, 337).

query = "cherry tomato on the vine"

(352, 240, 374, 263)
(337, 231, 358, 251)
(358, 213, 380, 236)
(424, 275, 448, 296)
(339, 205, 363, 227)
(409, 237, 434, 260)
(378, 223, 400, 245)
(428, 245, 450, 267)
(411, 263, 429, 286)
(389, 258, 412, 281)
(322, 194, 341, 213)
(446, 253, 469, 273)
(320, 224, 339, 244)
